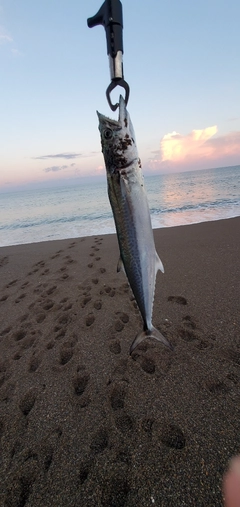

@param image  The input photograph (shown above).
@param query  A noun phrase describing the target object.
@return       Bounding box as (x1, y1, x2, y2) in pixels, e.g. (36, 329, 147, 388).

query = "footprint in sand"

(115, 320, 124, 332)
(15, 293, 27, 303)
(34, 260, 45, 268)
(161, 423, 186, 450)
(177, 315, 199, 342)
(41, 269, 50, 276)
(115, 411, 134, 434)
(131, 348, 156, 374)
(19, 388, 37, 416)
(54, 325, 66, 339)
(29, 354, 42, 372)
(60, 297, 68, 304)
(85, 314, 95, 327)
(68, 241, 76, 249)
(46, 340, 55, 350)
(13, 353, 22, 361)
(20, 336, 35, 350)
(63, 303, 72, 311)
(90, 427, 109, 455)
(109, 340, 121, 355)
(0, 256, 9, 267)
(6, 279, 18, 288)
(110, 383, 126, 410)
(116, 312, 129, 323)
(202, 378, 229, 395)
(0, 294, 9, 302)
(81, 296, 92, 308)
(73, 373, 90, 396)
(51, 253, 60, 259)
(64, 256, 75, 265)
(80, 285, 91, 295)
(42, 300, 54, 311)
(14, 329, 27, 342)
(59, 339, 76, 365)
(46, 285, 57, 296)
(21, 281, 29, 289)
(140, 356, 156, 374)
(58, 314, 70, 326)
(168, 295, 187, 305)
(78, 459, 94, 485)
(94, 300, 102, 310)
(114, 313, 129, 333)
(39, 428, 62, 473)
(36, 313, 46, 324)
(0, 326, 12, 337)
(18, 314, 29, 323)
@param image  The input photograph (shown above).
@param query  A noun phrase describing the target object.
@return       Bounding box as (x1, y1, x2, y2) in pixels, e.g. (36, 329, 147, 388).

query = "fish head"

(97, 96, 138, 174)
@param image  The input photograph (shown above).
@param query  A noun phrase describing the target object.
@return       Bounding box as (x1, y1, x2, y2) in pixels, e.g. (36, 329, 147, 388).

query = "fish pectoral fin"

(155, 252, 164, 274)
(117, 256, 126, 274)
(130, 326, 173, 355)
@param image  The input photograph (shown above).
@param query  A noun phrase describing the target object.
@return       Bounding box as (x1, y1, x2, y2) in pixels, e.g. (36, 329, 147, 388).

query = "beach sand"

(0, 217, 240, 507)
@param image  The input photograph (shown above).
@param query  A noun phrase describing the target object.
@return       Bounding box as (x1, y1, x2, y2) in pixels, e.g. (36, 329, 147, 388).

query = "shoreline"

(1, 217, 240, 506)
(1, 214, 240, 250)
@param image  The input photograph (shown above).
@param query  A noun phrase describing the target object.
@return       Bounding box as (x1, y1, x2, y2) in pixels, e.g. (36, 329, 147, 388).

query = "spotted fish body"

(97, 96, 172, 353)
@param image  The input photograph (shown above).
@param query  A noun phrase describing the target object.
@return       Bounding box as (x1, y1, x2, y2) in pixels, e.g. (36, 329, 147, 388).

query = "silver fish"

(97, 96, 172, 354)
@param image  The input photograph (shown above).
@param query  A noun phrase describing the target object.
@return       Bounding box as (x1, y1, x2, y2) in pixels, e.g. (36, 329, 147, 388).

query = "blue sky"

(1, 0, 240, 191)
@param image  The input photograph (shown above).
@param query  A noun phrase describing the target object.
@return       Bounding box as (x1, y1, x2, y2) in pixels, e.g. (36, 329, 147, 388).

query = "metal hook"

(106, 78, 130, 111)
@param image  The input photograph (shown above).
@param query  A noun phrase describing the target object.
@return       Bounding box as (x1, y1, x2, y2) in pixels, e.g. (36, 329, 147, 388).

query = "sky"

(1, 0, 240, 191)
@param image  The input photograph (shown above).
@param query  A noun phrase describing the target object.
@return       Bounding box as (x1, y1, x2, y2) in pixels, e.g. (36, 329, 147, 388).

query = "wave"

(150, 197, 240, 216)
(0, 211, 113, 231)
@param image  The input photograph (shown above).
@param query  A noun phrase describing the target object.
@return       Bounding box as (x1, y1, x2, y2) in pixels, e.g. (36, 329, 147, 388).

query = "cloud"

(44, 165, 68, 173)
(35, 153, 82, 160)
(161, 126, 218, 162)
(147, 127, 240, 172)
(11, 48, 23, 57)
(0, 26, 13, 44)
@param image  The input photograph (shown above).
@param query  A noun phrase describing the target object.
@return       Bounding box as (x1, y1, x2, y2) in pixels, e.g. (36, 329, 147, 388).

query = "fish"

(97, 96, 173, 354)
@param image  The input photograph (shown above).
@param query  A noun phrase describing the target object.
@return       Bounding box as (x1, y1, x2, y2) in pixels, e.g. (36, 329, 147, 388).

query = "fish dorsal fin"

(155, 252, 164, 274)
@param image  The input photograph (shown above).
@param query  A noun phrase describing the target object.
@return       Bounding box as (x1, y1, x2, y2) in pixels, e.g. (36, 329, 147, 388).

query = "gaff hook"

(106, 78, 130, 111)
(87, 0, 130, 111)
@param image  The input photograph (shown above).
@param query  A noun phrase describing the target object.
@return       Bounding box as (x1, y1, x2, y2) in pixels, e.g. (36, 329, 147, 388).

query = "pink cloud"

(147, 128, 240, 172)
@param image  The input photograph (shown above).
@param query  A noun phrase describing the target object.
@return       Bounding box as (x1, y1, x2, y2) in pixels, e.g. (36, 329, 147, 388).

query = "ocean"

(0, 165, 239, 247)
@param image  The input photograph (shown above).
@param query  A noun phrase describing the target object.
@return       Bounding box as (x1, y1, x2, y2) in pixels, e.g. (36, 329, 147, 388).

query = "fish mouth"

(97, 95, 128, 129)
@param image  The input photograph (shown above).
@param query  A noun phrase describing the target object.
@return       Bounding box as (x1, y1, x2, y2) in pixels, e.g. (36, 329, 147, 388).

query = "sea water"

(0, 165, 239, 247)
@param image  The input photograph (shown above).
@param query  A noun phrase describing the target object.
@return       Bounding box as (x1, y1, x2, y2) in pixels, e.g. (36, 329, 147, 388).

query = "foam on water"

(0, 165, 239, 247)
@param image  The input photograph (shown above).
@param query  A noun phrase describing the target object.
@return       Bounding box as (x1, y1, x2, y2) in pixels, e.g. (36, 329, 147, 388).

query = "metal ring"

(106, 79, 130, 111)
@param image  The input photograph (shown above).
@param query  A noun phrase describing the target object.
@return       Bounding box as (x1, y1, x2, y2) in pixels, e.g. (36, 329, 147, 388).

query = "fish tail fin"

(156, 252, 164, 274)
(130, 326, 174, 355)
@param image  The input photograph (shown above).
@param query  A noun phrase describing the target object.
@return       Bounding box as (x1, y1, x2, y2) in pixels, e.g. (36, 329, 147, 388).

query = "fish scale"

(97, 96, 173, 354)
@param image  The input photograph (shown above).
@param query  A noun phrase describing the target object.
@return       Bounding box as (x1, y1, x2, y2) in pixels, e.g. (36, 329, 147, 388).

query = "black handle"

(87, 0, 130, 111)
(87, 0, 123, 59)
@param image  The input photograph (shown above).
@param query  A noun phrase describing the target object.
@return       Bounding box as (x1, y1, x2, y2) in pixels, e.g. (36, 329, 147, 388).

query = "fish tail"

(130, 326, 174, 355)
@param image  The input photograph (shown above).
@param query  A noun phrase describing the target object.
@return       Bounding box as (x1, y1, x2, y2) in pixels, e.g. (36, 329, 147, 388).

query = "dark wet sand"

(0, 217, 240, 506)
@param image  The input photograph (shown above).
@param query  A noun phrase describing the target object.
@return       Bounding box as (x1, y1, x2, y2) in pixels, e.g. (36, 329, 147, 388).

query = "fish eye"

(104, 128, 113, 140)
